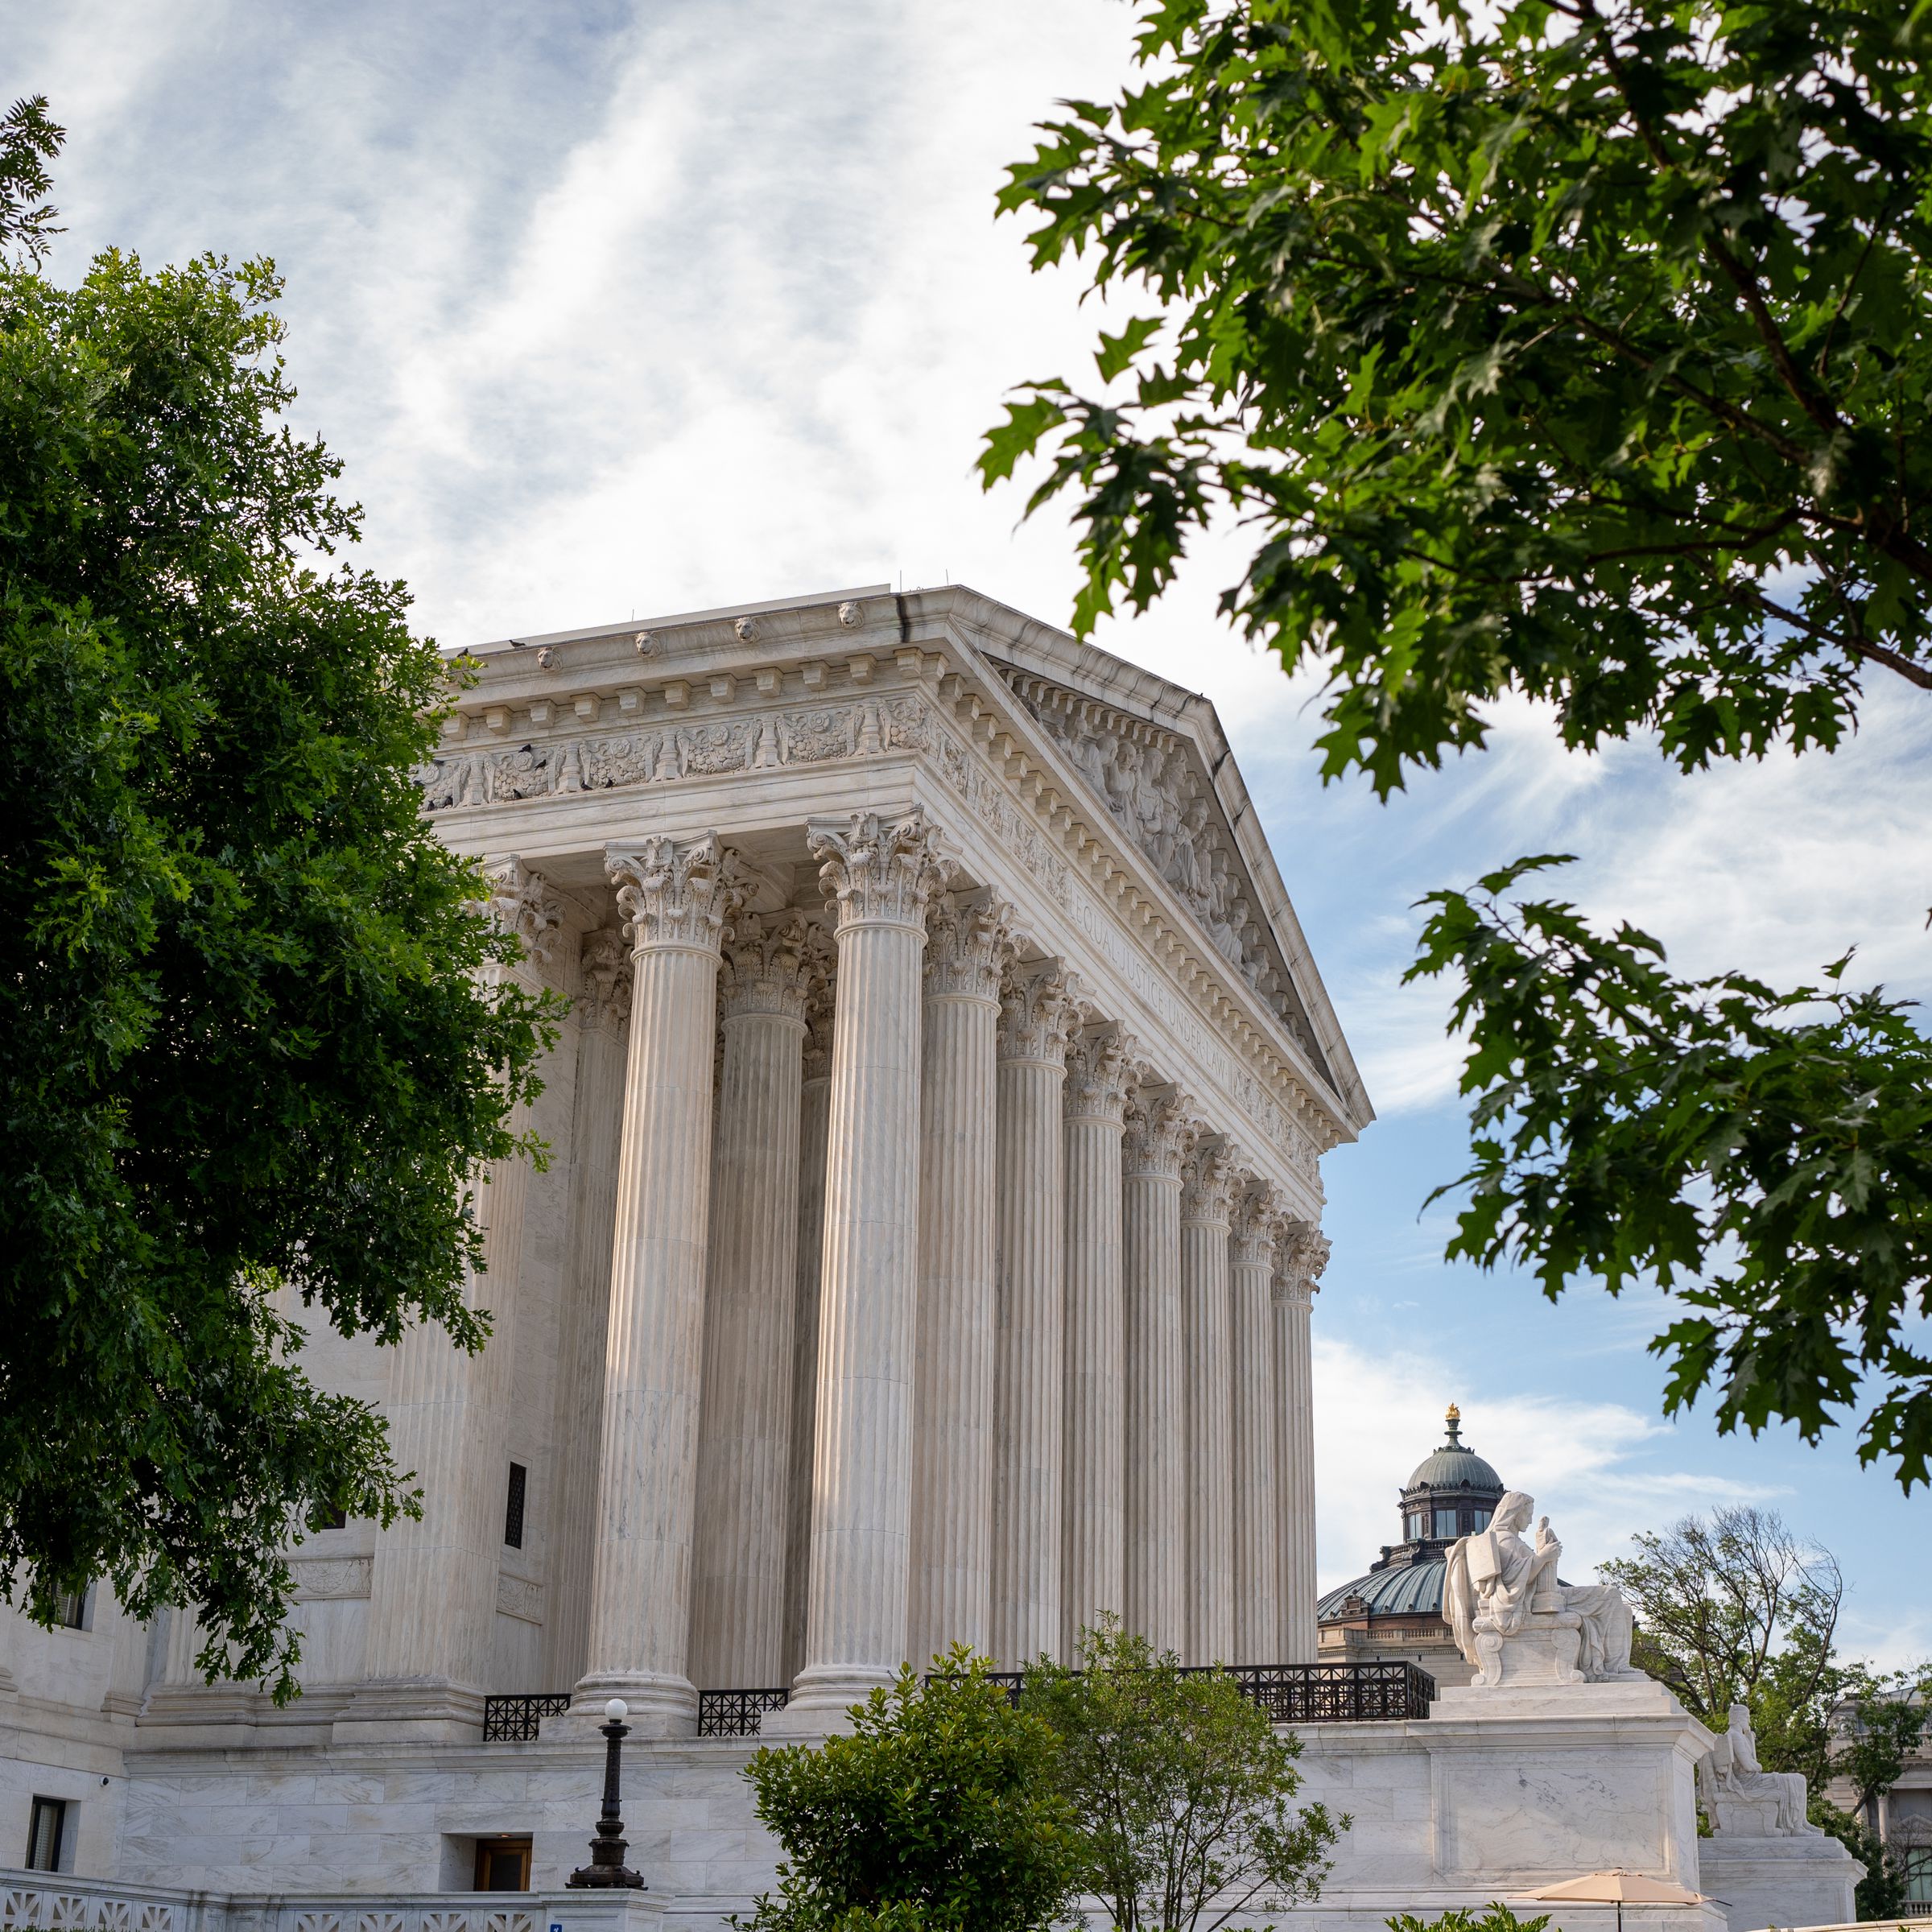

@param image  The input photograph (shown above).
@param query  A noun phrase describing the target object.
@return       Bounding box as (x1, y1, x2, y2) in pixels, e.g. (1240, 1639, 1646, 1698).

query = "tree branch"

(1752, 592, 1932, 691)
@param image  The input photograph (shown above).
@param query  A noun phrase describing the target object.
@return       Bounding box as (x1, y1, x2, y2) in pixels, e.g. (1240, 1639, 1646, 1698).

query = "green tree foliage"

(0, 112, 555, 1697)
(0, 97, 63, 270)
(979, 1, 1932, 1486)
(1388, 1909, 1550, 1932)
(1021, 1620, 1344, 1932)
(735, 1649, 1080, 1932)
(1604, 1507, 1930, 1917)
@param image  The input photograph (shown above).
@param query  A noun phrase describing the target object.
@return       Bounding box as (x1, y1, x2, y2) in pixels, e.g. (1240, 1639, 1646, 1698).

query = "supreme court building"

(0, 584, 1373, 1902)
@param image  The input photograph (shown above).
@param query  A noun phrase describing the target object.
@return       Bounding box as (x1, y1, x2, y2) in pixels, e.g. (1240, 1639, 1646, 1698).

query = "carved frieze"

(291, 1555, 373, 1601)
(494, 1573, 543, 1625)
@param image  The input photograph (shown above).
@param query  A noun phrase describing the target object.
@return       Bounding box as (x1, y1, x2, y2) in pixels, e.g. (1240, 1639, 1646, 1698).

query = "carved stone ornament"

(634, 629, 658, 657)
(925, 893, 1014, 1002)
(837, 599, 863, 628)
(998, 959, 1075, 1066)
(720, 909, 813, 1024)
(1272, 1221, 1329, 1302)
(605, 835, 747, 956)
(291, 1555, 373, 1601)
(1443, 1491, 1643, 1689)
(579, 926, 634, 1032)
(807, 811, 950, 931)
(1180, 1136, 1238, 1225)
(1698, 1703, 1821, 1836)
(481, 857, 564, 969)
(1122, 1086, 1197, 1182)
(1063, 1025, 1135, 1126)
(1228, 1179, 1284, 1265)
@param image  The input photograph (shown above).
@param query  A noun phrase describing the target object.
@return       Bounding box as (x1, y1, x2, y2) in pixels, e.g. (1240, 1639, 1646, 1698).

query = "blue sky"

(11, 0, 1926, 1660)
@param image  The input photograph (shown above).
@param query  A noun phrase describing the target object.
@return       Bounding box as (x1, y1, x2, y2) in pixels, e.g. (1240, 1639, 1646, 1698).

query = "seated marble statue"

(1443, 1489, 1641, 1687)
(1697, 1703, 1818, 1835)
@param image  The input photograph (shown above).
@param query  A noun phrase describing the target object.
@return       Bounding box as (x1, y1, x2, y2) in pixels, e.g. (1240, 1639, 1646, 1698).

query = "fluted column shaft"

(1274, 1225, 1327, 1664)
(1122, 1090, 1192, 1657)
(360, 860, 561, 1719)
(1060, 1029, 1131, 1658)
(782, 947, 834, 1683)
(689, 915, 811, 1689)
(991, 964, 1071, 1667)
(782, 811, 947, 1726)
(1181, 1141, 1236, 1665)
(544, 928, 632, 1690)
(577, 836, 742, 1733)
(907, 898, 1006, 1670)
(1228, 1188, 1282, 1666)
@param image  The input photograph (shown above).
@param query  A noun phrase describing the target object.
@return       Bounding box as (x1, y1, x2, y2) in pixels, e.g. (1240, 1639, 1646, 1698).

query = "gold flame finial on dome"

(1444, 1403, 1462, 1443)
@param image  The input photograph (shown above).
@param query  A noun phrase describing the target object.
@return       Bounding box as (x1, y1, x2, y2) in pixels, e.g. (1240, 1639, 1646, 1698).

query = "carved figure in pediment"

(1168, 795, 1211, 906)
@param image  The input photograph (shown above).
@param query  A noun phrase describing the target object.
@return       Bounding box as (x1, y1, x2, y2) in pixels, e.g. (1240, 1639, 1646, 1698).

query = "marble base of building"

(1698, 1836, 1864, 1932)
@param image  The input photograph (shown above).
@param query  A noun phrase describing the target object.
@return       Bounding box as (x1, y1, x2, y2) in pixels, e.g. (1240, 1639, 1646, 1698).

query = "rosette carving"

(806, 811, 950, 931)
(605, 834, 747, 956)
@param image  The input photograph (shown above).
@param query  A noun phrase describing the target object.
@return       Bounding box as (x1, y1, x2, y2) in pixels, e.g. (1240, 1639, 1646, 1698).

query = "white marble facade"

(0, 589, 1861, 1932)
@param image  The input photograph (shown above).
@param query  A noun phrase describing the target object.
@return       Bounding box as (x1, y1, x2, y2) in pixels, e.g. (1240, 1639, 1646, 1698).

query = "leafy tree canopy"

(1021, 1620, 1343, 1932)
(735, 1649, 1081, 1932)
(0, 103, 555, 1697)
(980, 2, 1932, 1485)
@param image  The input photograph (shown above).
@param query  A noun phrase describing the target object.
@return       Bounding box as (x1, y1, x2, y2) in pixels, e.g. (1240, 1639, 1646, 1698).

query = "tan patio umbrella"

(1517, 1868, 1721, 1932)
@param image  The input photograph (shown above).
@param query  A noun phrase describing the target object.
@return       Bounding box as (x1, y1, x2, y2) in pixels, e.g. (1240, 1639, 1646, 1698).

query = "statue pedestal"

(1700, 1830, 1864, 1932)
(1472, 1614, 1583, 1687)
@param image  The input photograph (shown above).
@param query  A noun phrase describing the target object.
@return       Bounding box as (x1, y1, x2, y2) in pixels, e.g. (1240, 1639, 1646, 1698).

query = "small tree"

(1389, 1909, 1550, 1932)
(1022, 1620, 1344, 1932)
(735, 1648, 1080, 1932)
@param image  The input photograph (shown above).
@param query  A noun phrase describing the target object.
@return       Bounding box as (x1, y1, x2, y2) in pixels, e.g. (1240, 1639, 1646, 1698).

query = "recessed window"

(474, 1835, 531, 1891)
(1433, 1508, 1459, 1539)
(504, 1463, 527, 1550)
(26, 1796, 67, 1872)
(54, 1586, 89, 1631)
(1472, 1506, 1493, 1530)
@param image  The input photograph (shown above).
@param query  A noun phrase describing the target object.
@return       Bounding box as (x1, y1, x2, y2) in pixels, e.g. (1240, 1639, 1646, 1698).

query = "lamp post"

(566, 1698, 646, 1889)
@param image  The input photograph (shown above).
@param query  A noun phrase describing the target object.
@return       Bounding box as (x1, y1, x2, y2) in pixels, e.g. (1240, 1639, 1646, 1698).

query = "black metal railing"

(952, 1660, 1435, 1723)
(483, 1691, 573, 1740)
(698, 1686, 791, 1736)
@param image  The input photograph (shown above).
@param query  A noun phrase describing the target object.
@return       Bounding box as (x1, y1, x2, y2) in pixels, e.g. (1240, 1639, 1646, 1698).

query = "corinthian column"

(1122, 1086, 1193, 1657)
(1061, 1026, 1133, 1658)
(778, 811, 948, 1728)
(991, 961, 1073, 1668)
(1181, 1137, 1236, 1665)
(356, 859, 562, 1729)
(545, 927, 632, 1690)
(576, 835, 745, 1734)
(782, 931, 835, 1682)
(689, 912, 812, 1690)
(1228, 1180, 1282, 1666)
(907, 895, 1009, 1670)
(1274, 1224, 1327, 1664)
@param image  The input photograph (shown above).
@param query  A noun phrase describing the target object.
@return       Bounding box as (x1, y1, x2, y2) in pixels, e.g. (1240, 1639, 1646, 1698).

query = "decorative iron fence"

(697, 1687, 791, 1737)
(481, 1692, 572, 1741)
(948, 1659, 1435, 1723)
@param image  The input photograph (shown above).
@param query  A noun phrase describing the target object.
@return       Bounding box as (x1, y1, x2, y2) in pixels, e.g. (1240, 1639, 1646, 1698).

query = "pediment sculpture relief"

(1443, 1488, 1642, 1689)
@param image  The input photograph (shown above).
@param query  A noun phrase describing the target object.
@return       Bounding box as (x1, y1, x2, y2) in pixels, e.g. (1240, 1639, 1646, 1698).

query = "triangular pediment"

(992, 660, 1340, 1098)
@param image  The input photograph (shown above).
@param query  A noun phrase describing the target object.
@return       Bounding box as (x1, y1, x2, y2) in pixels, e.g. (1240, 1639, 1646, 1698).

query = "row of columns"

(356, 816, 1324, 1733)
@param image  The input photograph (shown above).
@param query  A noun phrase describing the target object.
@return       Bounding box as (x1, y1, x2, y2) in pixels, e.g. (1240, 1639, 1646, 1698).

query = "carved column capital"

(720, 910, 813, 1025)
(1063, 1025, 1135, 1127)
(924, 893, 1013, 1003)
(1228, 1177, 1284, 1268)
(1122, 1086, 1196, 1183)
(479, 856, 565, 970)
(1272, 1220, 1329, 1304)
(807, 811, 951, 933)
(1180, 1137, 1237, 1228)
(606, 835, 746, 957)
(799, 923, 837, 1081)
(579, 926, 634, 1033)
(997, 960, 1075, 1067)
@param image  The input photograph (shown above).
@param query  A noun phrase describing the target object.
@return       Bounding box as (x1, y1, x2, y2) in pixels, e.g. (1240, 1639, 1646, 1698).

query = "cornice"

(419, 592, 1350, 1171)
